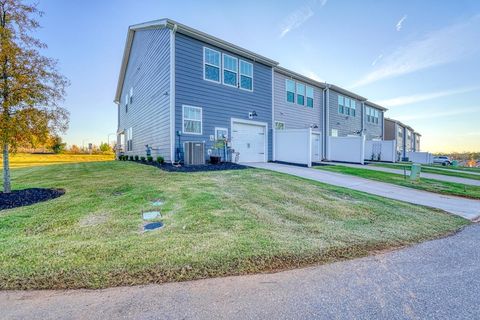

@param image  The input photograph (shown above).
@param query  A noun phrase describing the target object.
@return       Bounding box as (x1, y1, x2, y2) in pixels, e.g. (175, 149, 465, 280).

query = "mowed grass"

(0, 161, 468, 290)
(1, 153, 114, 169)
(316, 165, 480, 199)
(370, 162, 480, 180)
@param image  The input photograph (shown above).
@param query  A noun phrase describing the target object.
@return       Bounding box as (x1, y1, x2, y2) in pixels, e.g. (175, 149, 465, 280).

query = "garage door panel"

(232, 122, 267, 163)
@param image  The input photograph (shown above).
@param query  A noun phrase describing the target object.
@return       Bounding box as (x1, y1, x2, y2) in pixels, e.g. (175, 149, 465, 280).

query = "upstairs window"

(296, 83, 305, 105)
(183, 105, 202, 135)
(338, 96, 344, 114)
(344, 97, 351, 115)
(125, 93, 129, 113)
(204, 47, 221, 83)
(350, 100, 356, 116)
(286, 79, 295, 103)
(366, 107, 379, 124)
(306, 86, 314, 108)
(223, 54, 238, 87)
(126, 127, 133, 151)
(240, 60, 253, 91)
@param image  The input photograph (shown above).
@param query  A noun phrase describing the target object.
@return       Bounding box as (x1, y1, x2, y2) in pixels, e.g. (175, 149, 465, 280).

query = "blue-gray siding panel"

(328, 89, 362, 137)
(118, 28, 171, 161)
(174, 33, 273, 161)
(273, 71, 323, 130)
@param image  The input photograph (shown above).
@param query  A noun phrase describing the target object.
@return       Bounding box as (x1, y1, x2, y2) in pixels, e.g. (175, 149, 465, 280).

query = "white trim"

(285, 78, 295, 104)
(170, 28, 176, 162)
(272, 68, 275, 161)
(222, 53, 238, 88)
(230, 118, 268, 163)
(203, 47, 221, 84)
(239, 59, 254, 92)
(215, 127, 229, 139)
(182, 105, 203, 135)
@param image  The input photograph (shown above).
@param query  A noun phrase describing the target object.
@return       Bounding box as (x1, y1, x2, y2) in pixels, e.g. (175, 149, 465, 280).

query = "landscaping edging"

(0, 188, 65, 210)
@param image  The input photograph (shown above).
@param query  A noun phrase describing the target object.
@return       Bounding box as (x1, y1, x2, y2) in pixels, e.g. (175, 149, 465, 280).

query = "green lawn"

(0, 161, 468, 289)
(1, 153, 114, 169)
(369, 162, 480, 180)
(316, 165, 480, 199)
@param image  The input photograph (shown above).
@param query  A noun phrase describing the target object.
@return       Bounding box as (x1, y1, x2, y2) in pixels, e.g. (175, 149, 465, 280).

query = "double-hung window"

(286, 79, 295, 103)
(306, 86, 314, 108)
(125, 93, 129, 113)
(240, 60, 253, 90)
(350, 100, 356, 116)
(183, 105, 202, 134)
(223, 54, 238, 87)
(296, 83, 305, 105)
(345, 97, 351, 115)
(338, 96, 344, 114)
(204, 47, 221, 83)
(126, 127, 133, 151)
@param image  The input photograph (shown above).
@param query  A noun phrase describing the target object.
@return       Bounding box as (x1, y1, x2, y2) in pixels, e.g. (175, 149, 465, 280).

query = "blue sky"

(37, 0, 480, 152)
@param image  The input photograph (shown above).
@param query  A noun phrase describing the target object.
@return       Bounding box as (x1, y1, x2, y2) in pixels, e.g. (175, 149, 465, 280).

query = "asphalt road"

(1, 224, 479, 320)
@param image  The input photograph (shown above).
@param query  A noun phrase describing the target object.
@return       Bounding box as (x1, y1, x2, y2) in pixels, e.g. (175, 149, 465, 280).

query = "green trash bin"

(451, 160, 458, 167)
(410, 163, 421, 181)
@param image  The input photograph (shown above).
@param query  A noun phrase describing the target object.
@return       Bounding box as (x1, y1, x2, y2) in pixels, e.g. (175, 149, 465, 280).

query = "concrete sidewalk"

(325, 162, 480, 186)
(247, 162, 480, 221)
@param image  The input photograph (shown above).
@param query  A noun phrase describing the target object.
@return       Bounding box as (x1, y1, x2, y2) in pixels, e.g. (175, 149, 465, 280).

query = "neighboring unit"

(384, 118, 421, 161)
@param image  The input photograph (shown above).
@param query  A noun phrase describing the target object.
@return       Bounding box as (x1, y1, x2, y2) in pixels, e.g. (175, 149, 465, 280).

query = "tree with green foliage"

(99, 142, 112, 153)
(0, 0, 69, 193)
(49, 135, 66, 154)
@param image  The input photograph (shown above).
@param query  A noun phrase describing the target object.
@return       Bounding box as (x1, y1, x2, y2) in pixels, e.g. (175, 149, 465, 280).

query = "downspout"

(361, 101, 365, 136)
(325, 84, 330, 161)
(169, 23, 177, 163)
(272, 68, 275, 162)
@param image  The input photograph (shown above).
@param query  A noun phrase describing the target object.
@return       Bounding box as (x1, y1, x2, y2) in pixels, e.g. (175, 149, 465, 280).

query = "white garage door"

(231, 121, 266, 162)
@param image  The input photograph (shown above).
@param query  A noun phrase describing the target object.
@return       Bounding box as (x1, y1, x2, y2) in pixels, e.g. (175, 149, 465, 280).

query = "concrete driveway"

(247, 162, 480, 220)
(1, 224, 479, 320)
(327, 162, 480, 186)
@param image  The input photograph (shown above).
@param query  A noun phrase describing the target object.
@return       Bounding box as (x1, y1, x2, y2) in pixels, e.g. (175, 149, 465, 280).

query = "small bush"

(140, 156, 146, 162)
(134, 155, 139, 161)
(157, 156, 164, 164)
(129, 155, 134, 161)
(147, 156, 153, 162)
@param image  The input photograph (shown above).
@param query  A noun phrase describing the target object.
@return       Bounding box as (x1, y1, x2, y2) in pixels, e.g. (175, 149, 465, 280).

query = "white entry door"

(231, 121, 267, 162)
(311, 132, 322, 162)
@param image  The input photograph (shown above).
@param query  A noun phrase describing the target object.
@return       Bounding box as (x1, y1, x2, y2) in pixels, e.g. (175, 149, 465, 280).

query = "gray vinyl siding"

(328, 89, 362, 137)
(364, 105, 384, 140)
(273, 71, 323, 131)
(118, 28, 171, 160)
(174, 32, 273, 161)
(383, 119, 396, 140)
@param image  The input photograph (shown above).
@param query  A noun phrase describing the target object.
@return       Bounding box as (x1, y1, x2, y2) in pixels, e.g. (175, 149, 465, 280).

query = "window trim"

(275, 121, 285, 130)
(182, 105, 203, 135)
(285, 79, 295, 104)
(296, 82, 305, 106)
(239, 59, 254, 92)
(338, 95, 344, 114)
(203, 47, 221, 84)
(306, 86, 314, 108)
(222, 53, 238, 88)
(215, 127, 228, 139)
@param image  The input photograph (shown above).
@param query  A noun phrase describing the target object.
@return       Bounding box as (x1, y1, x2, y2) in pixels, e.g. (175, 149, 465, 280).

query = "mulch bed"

(0, 188, 65, 211)
(133, 160, 249, 172)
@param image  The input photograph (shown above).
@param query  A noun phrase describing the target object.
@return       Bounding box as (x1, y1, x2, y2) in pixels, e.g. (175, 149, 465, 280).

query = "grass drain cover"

(143, 211, 161, 220)
(151, 200, 164, 206)
(144, 222, 164, 231)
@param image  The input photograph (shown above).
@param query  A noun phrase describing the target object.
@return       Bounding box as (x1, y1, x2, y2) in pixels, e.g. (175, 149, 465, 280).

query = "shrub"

(140, 156, 146, 162)
(129, 155, 134, 161)
(147, 156, 153, 162)
(157, 156, 164, 164)
(134, 155, 139, 161)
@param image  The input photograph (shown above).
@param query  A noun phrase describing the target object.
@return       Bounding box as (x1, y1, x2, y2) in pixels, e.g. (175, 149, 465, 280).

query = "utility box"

(184, 142, 205, 165)
(410, 163, 421, 181)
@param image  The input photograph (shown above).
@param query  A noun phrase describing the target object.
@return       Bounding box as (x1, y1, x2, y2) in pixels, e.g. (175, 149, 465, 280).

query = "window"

(222, 54, 238, 87)
(366, 107, 379, 124)
(286, 79, 295, 103)
(129, 87, 133, 104)
(215, 127, 228, 140)
(240, 60, 253, 91)
(331, 129, 338, 137)
(183, 105, 202, 134)
(350, 100, 356, 116)
(204, 47, 221, 83)
(126, 127, 133, 151)
(275, 121, 285, 130)
(338, 96, 344, 114)
(306, 86, 314, 108)
(296, 83, 305, 105)
(125, 93, 129, 113)
(397, 127, 403, 138)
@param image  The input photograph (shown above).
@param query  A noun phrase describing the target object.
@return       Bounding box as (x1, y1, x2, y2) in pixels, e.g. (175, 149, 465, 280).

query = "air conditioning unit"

(184, 142, 205, 165)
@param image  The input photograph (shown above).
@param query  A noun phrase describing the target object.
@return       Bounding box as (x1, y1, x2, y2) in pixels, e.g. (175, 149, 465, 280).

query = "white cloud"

(352, 15, 480, 88)
(395, 107, 479, 121)
(302, 69, 325, 82)
(371, 54, 383, 66)
(377, 86, 480, 107)
(279, 0, 327, 38)
(396, 15, 407, 31)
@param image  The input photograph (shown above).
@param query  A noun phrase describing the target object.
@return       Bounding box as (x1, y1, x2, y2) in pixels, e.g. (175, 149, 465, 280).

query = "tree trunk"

(3, 143, 11, 193)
